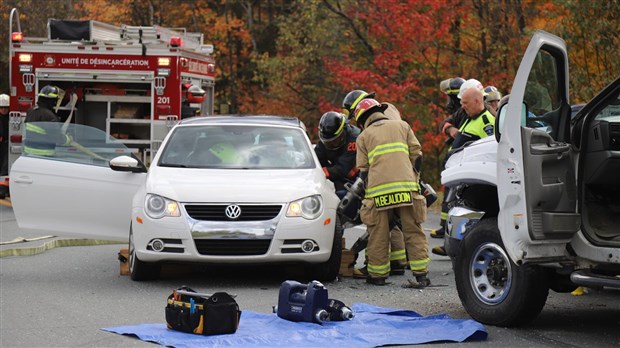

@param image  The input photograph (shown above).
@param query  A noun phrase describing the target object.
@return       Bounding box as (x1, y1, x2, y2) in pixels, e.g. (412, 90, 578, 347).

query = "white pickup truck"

(441, 30, 620, 327)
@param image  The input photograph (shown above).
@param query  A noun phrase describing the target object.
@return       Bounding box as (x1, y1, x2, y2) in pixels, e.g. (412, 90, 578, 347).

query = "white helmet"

(0, 94, 9, 107)
(457, 79, 483, 99)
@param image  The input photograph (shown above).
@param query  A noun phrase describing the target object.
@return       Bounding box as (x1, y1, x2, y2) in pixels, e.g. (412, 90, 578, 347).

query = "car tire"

(306, 216, 343, 282)
(129, 227, 161, 281)
(455, 218, 549, 327)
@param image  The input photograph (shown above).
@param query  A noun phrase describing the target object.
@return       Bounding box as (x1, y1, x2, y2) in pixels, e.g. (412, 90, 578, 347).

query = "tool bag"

(165, 286, 241, 335)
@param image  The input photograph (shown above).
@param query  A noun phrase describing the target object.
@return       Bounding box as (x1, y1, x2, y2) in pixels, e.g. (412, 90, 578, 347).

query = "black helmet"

(446, 78, 465, 95)
(38, 85, 61, 99)
(319, 111, 347, 150)
(342, 90, 376, 119)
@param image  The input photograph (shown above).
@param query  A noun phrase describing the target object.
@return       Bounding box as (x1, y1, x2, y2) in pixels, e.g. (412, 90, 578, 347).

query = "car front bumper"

(132, 208, 338, 264)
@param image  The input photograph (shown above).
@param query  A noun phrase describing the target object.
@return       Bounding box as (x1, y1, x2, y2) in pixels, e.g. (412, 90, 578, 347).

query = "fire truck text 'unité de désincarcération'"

(3, 8, 216, 196)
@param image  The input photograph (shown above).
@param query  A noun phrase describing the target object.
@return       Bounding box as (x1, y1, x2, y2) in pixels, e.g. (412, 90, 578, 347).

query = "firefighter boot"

(430, 225, 445, 239)
(404, 271, 431, 289)
(353, 266, 369, 279)
(366, 277, 390, 286)
(390, 261, 406, 276)
(432, 245, 448, 256)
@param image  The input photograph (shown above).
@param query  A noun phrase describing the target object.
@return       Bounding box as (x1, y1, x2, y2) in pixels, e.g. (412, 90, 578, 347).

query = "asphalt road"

(1, 201, 619, 347)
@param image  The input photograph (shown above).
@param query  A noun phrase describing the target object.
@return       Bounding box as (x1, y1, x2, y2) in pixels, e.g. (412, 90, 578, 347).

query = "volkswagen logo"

(225, 204, 242, 219)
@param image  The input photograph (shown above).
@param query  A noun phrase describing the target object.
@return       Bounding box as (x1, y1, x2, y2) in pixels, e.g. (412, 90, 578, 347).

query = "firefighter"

(24, 85, 72, 157)
(315, 111, 360, 193)
(353, 98, 430, 286)
(181, 84, 206, 119)
(439, 77, 465, 117)
(483, 85, 502, 113)
(0, 94, 9, 176)
(315, 111, 366, 236)
(342, 90, 375, 120)
(342, 90, 409, 276)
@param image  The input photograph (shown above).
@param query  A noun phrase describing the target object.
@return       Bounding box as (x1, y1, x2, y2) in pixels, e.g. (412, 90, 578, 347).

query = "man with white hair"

(431, 79, 484, 243)
(432, 84, 496, 256)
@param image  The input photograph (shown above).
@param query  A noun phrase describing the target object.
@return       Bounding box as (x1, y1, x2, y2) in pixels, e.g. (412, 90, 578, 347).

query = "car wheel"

(129, 226, 160, 281)
(306, 216, 343, 282)
(455, 218, 549, 327)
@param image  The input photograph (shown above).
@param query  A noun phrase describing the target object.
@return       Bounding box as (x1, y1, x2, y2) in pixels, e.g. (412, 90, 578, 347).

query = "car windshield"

(158, 124, 316, 169)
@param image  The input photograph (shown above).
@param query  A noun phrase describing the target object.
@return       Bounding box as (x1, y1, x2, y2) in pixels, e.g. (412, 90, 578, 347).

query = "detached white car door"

(497, 30, 580, 263)
(10, 123, 145, 241)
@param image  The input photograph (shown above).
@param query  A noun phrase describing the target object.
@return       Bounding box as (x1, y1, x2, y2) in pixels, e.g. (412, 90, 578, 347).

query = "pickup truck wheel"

(455, 218, 549, 327)
(129, 228, 161, 281)
(306, 216, 343, 281)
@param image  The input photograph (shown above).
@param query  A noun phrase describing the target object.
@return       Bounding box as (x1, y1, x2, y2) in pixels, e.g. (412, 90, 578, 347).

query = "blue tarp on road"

(103, 303, 487, 347)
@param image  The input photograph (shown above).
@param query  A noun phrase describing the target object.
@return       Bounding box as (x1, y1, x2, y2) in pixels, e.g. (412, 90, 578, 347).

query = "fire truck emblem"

(45, 56, 55, 66)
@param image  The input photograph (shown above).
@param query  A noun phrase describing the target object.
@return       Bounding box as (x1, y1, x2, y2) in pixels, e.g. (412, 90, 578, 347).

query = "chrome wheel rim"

(469, 242, 512, 305)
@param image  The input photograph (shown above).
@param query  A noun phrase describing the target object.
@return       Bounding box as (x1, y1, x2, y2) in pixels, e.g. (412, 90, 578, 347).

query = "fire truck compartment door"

(9, 123, 146, 242)
(36, 69, 154, 83)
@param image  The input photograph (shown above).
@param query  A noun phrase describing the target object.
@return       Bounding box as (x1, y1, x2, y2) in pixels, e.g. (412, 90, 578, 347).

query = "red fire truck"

(2, 8, 216, 196)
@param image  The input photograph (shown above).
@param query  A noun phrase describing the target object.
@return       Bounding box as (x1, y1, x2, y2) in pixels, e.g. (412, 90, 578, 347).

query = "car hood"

(441, 136, 498, 187)
(145, 167, 329, 203)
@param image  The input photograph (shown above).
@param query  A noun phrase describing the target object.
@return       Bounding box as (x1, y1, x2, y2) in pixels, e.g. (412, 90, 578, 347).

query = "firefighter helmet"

(483, 86, 502, 102)
(319, 111, 347, 150)
(38, 85, 61, 99)
(353, 98, 386, 128)
(183, 84, 206, 103)
(342, 90, 376, 119)
(440, 77, 465, 95)
(0, 94, 9, 107)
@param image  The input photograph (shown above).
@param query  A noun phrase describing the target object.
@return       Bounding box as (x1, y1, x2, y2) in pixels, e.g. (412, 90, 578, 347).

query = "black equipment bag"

(165, 286, 241, 335)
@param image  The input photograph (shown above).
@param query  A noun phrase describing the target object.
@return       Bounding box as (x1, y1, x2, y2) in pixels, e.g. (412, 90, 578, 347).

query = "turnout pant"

(361, 193, 429, 278)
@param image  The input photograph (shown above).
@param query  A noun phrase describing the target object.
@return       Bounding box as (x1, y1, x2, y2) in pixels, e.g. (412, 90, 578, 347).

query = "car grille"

(184, 204, 283, 221)
(194, 239, 271, 256)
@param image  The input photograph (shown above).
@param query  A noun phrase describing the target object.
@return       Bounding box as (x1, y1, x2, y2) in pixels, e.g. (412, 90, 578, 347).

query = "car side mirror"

(109, 155, 147, 173)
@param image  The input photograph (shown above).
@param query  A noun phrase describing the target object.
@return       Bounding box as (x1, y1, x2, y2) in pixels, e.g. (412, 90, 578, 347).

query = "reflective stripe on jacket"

(356, 112, 422, 200)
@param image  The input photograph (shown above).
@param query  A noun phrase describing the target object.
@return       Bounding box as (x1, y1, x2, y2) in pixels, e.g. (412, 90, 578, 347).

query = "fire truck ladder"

(120, 25, 204, 51)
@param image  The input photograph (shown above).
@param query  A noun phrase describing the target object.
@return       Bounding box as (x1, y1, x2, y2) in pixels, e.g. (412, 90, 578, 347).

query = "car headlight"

(145, 194, 180, 219)
(286, 195, 323, 220)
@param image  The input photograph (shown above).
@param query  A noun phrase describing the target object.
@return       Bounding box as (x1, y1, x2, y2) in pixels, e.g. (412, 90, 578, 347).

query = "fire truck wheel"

(129, 226, 161, 281)
(306, 216, 343, 281)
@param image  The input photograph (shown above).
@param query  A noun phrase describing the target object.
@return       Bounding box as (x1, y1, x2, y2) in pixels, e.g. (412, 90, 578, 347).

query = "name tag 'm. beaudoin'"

(374, 191, 412, 208)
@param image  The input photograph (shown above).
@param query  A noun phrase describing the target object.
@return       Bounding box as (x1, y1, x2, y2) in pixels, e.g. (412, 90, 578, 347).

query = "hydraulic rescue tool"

(274, 280, 353, 324)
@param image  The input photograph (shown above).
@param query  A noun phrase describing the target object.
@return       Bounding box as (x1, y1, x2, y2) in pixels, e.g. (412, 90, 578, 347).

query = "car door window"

(23, 122, 139, 167)
(523, 50, 561, 137)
